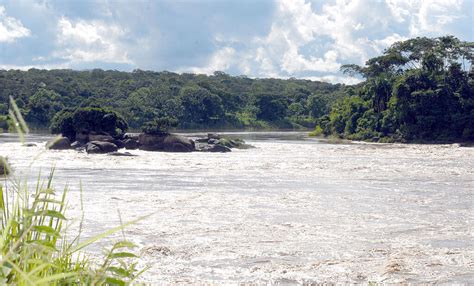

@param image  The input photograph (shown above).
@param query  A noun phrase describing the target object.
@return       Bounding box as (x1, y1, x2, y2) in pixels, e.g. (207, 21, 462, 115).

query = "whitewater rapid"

(1, 132, 473, 284)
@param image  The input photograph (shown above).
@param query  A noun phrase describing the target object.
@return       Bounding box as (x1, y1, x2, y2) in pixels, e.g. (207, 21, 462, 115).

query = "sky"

(0, 0, 472, 84)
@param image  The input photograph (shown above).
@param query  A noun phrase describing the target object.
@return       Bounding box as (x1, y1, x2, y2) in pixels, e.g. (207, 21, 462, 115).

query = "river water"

(0, 132, 473, 284)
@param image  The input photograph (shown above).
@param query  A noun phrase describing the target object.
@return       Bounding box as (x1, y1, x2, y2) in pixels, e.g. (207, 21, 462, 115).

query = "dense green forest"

(0, 68, 345, 131)
(314, 36, 473, 143)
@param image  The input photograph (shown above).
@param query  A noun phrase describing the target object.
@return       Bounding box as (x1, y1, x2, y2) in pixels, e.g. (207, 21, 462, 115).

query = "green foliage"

(255, 94, 288, 121)
(25, 89, 64, 128)
(142, 117, 179, 135)
(319, 35, 474, 142)
(0, 69, 343, 131)
(0, 172, 146, 285)
(0, 115, 12, 132)
(50, 107, 128, 140)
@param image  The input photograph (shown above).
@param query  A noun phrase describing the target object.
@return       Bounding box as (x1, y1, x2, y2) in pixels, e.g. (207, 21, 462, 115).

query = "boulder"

(71, 141, 86, 150)
(208, 133, 220, 140)
(139, 133, 195, 152)
(163, 135, 195, 152)
(113, 139, 125, 149)
(195, 137, 209, 143)
(46, 136, 71, 150)
(208, 138, 220, 145)
(219, 137, 254, 149)
(124, 133, 140, 141)
(138, 133, 166, 151)
(124, 138, 140, 150)
(23, 143, 37, 147)
(86, 141, 118, 154)
(85, 143, 101, 154)
(196, 143, 231, 153)
(75, 131, 89, 143)
(89, 134, 115, 142)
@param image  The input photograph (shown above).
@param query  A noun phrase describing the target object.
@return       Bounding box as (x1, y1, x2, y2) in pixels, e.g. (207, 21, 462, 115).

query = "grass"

(0, 171, 147, 285)
(0, 97, 148, 285)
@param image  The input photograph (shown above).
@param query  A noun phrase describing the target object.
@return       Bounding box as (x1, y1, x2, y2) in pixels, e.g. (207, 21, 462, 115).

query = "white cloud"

(55, 17, 132, 64)
(186, 47, 236, 74)
(304, 75, 362, 85)
(189, 0, 468, 83)
(411, 0, 463, 35)
(0, 6, 30, 43)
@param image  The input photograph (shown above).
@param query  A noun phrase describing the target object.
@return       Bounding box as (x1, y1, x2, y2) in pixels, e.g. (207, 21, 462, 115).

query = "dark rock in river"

(139, 133, 195, 152)
(46, 136, 71, 150)
(75, 131, 89, 143)
(124, 133, 140, 141)
(163, 135, 195, 152)
(208, 133, 220, 140)
(196, 143, 231, 153)
(108, 151, 137, 157)
(89, 133, 115, 143)
(138, 133, 165, 151)
(23, 143, 37, 147)
(86, 141, 118, 154)
(71, 141, 84, 148)
(195, 137, 209, 143)
(113, 139, 125, 149)
(208, 138, 220, 145)
(124, 138, 140, 150)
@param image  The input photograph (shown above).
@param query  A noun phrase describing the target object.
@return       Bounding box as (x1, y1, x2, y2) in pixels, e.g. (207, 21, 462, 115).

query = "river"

(0, 132, 473, 284)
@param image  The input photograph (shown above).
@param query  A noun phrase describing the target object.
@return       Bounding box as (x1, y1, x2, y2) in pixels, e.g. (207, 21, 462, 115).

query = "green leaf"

(32, 210, 67, 220)
(113, 240, 136, 249)
(33, 225, 60, 237)
(105, 276, 126, 286)
(107, 266, 131, 277)
(70, 213, 153, 253)
(109, 252, 137, 259)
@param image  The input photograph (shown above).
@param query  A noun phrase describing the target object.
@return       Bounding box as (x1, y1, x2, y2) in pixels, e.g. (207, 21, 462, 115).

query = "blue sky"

(0, 0, 472, 83)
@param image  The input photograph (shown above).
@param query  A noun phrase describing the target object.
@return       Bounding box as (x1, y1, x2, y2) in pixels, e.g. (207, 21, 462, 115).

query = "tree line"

(314, 36, 473, 143)
(0, 35, 472, 143)
(0, 68, 345, 131)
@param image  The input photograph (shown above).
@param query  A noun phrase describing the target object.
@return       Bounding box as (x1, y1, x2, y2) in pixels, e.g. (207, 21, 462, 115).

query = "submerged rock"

(46, 136, 71, 150)
(108, 151, 137, 157)
(124, 138, 140, 150)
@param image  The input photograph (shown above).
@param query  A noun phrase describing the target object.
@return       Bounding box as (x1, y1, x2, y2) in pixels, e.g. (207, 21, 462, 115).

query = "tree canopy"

(321, 36, 473, 142)
(0, 69, 344, 131)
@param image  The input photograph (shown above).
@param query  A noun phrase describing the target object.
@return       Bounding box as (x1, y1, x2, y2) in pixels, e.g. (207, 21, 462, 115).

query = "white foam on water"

(0, 132, 473, 284)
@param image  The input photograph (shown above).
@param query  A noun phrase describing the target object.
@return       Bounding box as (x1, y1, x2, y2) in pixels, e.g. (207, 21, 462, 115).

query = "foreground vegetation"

(1, 103, 147, 285)
(313, 36, 473, 143)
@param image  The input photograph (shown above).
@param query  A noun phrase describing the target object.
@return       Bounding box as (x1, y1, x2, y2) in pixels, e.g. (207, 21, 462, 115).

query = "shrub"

(50, 107, 128, 140)
(309, 125, 324, 137)
(142, 117, 178, 135)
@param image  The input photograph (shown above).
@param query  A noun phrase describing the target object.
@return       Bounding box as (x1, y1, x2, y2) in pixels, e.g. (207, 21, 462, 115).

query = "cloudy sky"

(0, 0, 472, 83)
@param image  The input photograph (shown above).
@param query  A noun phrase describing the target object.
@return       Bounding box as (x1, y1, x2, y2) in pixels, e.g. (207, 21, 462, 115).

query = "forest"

(0, 68, 345, 131)
(0, 36, 472, 143)
(315, 36, 473, 143)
